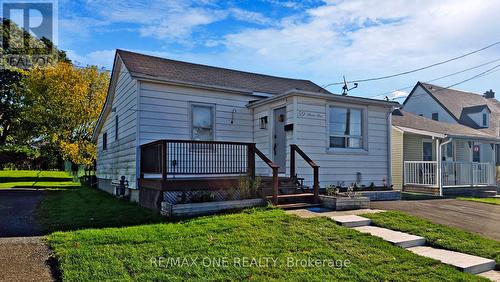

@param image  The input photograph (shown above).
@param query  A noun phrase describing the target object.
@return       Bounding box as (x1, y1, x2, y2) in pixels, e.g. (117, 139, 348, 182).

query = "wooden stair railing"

(290, 144, 320, 201)
(248, 144, 280, 205)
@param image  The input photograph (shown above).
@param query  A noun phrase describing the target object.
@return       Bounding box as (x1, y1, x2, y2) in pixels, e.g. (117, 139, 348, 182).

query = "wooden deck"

(371, 199, 500, 240)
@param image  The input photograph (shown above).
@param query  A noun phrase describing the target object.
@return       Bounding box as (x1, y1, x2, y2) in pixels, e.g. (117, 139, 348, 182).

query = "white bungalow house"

(92, 50, 398, 209)
(392, 82, 500, 196)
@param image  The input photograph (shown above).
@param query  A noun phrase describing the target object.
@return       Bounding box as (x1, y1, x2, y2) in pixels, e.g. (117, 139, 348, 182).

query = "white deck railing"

(442, 161, 495, 187)
(404, 161, 496, 187)
(404, 161, 438, 186)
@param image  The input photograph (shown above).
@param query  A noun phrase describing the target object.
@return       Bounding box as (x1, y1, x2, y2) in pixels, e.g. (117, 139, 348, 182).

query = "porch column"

(436, 139, 442, 196)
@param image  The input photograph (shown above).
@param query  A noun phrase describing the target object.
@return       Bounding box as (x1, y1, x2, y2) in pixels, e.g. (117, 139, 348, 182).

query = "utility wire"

(369, 57, 500, 98)
(384, 64, 500, 101)
(322, 40, 500, 88)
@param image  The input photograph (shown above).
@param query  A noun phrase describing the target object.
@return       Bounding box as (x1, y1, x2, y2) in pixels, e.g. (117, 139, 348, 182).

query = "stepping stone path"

(331, 215, 498, 280)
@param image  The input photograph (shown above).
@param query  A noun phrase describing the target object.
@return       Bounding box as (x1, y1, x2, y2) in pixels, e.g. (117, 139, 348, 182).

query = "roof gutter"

(247, 90, 399, 108)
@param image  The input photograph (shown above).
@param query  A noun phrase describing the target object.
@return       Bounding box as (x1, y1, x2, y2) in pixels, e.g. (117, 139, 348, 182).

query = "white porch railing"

(404, 161, 496, 187)
(442, 162, 496, 187)
(404, 161, 438, 186)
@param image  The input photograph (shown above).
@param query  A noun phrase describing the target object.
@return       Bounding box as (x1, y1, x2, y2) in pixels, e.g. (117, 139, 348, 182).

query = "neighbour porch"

(402, 137, 497, 196)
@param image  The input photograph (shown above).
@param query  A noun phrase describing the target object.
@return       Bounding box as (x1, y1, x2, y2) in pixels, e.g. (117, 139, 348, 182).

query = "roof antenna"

(342, 76, 358, 96)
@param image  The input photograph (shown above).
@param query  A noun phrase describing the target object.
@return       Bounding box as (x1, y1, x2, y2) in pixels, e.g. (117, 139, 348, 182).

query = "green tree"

(23, 62, 109, 167)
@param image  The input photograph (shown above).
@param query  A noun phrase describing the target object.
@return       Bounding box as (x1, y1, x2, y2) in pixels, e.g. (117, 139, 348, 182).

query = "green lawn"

(38, 186, 164, 233)
(47, 209, 484, 281)
(457, 197, 500, 205)
(0, 170, 79, 189)
(363, 211, 500, 264)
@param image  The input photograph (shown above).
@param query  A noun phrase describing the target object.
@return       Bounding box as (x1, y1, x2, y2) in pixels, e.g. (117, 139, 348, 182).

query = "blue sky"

(46, 0, 500, 99)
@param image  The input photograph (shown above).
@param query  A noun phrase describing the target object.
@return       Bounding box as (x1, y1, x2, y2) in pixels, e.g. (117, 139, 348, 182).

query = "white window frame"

(189, 102, 216, 141)
(326, 104, 368, 154)
(482, 112, 488, 127)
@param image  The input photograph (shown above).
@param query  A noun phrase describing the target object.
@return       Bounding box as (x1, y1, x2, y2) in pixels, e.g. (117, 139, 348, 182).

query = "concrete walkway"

(371, 199, 500, 240)
(331, 215, 498, 280)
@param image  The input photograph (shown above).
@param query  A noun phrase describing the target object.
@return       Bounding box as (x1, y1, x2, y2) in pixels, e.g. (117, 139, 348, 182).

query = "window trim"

(189, 102, 216, 141)
(326, 104, 368, 152)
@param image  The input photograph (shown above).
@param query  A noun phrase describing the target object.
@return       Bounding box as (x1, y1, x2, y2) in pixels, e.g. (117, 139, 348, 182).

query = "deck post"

(290, 145, 296, 178)
(272, 167, 279, 205)
(313, 166, 319, 201)
(247, 143, 256, 179)
(161, 140, 167, 181)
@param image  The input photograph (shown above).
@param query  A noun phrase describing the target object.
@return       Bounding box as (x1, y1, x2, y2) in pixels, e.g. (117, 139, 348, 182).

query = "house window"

(482, 113, 488, 127)
(431, 112, 439, 121)
(102, 132, 108, 151)
(115, 115, 119, 140)
(443, 142, 453, 161)
(191, 104, 214, 141)
(329, 106, 363, 149)
(422, 141, 433, 161)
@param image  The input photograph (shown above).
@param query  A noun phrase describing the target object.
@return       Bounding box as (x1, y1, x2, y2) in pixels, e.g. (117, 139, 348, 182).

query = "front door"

(273, 107, 286, 173)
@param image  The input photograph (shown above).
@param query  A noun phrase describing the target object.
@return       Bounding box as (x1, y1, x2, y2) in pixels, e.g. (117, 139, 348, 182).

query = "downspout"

(387, 109, 394, 188)
(439, 137, 453, 197)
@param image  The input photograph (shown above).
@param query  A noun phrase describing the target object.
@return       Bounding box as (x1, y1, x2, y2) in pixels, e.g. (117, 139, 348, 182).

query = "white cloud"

(65, 0, 500, 98)
(203, 0, 500, 96)
(66, 49, 116, 69)
(228, 8, 273, 25)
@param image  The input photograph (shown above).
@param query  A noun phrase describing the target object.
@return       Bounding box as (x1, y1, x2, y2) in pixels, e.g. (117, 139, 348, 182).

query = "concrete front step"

(477, 190, 498, 198)
(276, 203, 322, 210)
(408, 246, 496, 274)
(353, 226, 426, 248)
(478, 270, 500, 281)
(332, 215, 372, 228)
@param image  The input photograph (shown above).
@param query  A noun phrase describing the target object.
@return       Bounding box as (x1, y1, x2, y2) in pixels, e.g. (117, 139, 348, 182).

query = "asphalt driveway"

(0, 189, 44, 237)
(0, 189, 55, 281)
(371, 199, 500, 241)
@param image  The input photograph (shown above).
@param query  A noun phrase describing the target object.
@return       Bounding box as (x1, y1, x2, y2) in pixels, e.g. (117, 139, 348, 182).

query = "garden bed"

(319, 195, 370, 210)
(161, 198, 266, 217)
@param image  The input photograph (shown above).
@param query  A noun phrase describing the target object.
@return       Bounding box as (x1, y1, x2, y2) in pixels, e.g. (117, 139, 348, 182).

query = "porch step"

(331, 215, 372, 228)
(276, 203, 322, 210)
(408, 246, 496, 274)
(477, 190, 498, 198)
(353, 226, 426, 248)
(267, 193, 315, 204)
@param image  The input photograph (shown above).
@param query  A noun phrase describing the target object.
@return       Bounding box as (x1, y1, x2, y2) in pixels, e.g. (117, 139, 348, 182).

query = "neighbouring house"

(92, 50, 398, 210)
(392, 82, 500, 196)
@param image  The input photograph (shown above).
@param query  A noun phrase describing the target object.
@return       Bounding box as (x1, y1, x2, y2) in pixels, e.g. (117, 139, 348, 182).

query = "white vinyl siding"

(96, 60, 138, 189)
(391, 128, 404, 190)
(292, 96, 391, 187)
(404, 85, 457, 124)
(138, 82, 253, 144)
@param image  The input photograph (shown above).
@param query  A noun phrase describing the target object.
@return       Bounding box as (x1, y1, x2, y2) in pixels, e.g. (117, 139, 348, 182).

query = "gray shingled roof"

(392, 109, 497, 139)
(117, 49, 329, 95)
(417, 82, 500, 136)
